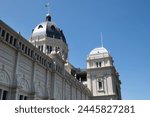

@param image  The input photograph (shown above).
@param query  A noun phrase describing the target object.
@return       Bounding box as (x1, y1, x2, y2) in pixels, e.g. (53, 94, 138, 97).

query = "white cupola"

(29, 14, 68, 61)
(87, 46, 113, 69)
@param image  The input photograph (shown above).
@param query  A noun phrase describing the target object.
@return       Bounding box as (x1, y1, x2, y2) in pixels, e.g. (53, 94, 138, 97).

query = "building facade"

(0, 14, 121, 100)
(87, 47, 121, 100)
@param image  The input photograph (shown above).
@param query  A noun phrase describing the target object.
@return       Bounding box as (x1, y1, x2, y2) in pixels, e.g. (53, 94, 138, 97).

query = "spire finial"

(101, 32, 104, 47)
(45, 0, 51, 21)
(45, 1, 50, 15)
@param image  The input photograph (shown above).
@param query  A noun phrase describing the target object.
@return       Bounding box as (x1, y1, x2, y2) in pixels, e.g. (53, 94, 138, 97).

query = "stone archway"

(0, 70, 10, 86)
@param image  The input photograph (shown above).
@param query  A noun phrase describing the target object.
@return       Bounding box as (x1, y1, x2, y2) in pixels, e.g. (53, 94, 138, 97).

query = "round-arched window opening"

(38, 25, 43, 29)
(51, 25, 56, 31)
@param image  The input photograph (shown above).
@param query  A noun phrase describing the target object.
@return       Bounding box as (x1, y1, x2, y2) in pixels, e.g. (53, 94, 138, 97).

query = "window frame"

(97, 79, 104, 92)
(2, 90, 8, 100)
(0, 89, 2, 99)
(1, 30, 5, 37)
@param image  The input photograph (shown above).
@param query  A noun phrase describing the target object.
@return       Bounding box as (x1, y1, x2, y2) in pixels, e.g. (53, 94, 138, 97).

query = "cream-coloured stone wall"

(65, 82, 71, 100)
(0, 42, 15, 87)
(71, 86, 76, 100)
(54, 75, 63, 99)
(0, 22, 91, 100)
(87, 47, 121, 99)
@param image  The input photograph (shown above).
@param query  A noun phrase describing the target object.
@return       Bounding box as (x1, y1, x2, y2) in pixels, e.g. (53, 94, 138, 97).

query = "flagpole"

(101, 32, 103, 47)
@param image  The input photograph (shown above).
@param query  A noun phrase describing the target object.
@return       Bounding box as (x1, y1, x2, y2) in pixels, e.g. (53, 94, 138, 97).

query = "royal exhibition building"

(0, 12, 121, 100)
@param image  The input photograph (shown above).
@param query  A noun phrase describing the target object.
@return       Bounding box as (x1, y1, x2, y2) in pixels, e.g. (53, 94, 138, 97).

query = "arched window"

(38, 25, 43, 29)
(51, 25, 56, 31)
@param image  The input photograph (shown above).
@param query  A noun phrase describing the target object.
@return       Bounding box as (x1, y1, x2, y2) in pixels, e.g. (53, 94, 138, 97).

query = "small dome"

(31, 14, 67, 44)
(89, 47, 108, 55)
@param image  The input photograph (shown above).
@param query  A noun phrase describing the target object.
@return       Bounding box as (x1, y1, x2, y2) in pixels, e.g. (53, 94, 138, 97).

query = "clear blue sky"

(0, 0, 150, 100)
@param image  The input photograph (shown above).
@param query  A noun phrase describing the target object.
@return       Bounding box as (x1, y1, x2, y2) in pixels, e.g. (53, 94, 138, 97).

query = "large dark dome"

(31, 14, 67, 44)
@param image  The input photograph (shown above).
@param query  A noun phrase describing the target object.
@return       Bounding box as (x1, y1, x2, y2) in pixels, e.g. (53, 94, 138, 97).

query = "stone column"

(70, 83, 72, 100)
(30, 61, 36, 99)
(10, 50, 20, 100)
(44, 69, 49, 99)
(50, 71, 55, 99)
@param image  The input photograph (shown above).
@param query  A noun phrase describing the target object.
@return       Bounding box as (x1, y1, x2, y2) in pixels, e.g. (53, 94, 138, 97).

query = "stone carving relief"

(16, 74, 29, 92)
(0, 69, 10, 86)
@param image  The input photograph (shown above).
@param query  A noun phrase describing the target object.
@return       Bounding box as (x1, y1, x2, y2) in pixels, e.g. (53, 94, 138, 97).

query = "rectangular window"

(42, 58, 44, 64)
(41, 45, 43, 52)
(0, 89, 2, 99)
(19, 42, 22, 48)
(25, 46, 28, 54)
(22, 44, 24, 50)
(13, 38, 16, 46)
(10, 36, 13, 44)
(28, 48, 31, 56)
(37, 54, 39, 60)
(99, 62, 101, 67)
(38, 46, 40, 50)
(47, 45, 49, 53)
(44, 59, 46, 66)
(98, 82, 102, 89)
(19, 95, 23, 100)
(24, 96, 28, 100)
(35, 53, 37, 57)
(6, 33, 9, 42)
(1, 30, 5, 37)
(50, 46, 52, 53)
(0, 27, 1, 36)
(2, 90, 8, 100)
(39, 56, 41, 63)
(49, 63, 51, 68)
(96, 62, 99, 67)
(31, 50, 33, 57)
(19, 95, 28, 100)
